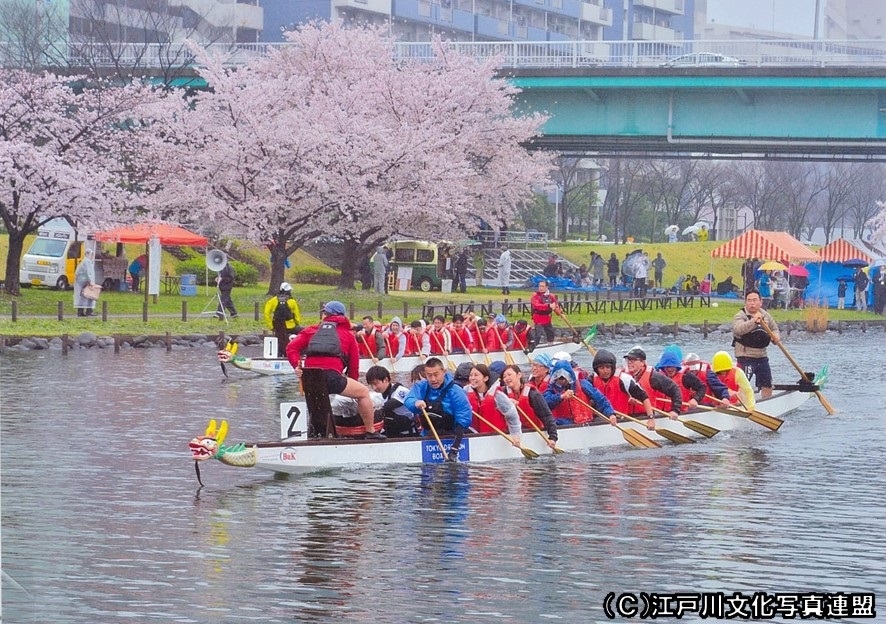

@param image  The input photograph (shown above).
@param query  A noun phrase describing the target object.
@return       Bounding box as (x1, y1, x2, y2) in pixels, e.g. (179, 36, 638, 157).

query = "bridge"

(10, 38, 885, 160)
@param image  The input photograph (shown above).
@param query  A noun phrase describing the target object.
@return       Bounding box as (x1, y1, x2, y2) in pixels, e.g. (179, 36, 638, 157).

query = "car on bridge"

(660, 53, 746, 68)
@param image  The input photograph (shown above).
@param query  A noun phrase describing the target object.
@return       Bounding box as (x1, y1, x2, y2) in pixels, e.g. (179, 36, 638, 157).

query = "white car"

(660, 53, 746, 67)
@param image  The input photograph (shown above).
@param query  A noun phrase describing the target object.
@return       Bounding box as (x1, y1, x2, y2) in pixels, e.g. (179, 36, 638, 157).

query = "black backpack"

(273, 295, 294, 322)
(304, 321, 344, 360)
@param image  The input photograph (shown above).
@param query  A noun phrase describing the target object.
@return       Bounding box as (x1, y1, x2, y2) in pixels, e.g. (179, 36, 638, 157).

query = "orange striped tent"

(710, 230, 820, 264)
(815, 238, 875, 264)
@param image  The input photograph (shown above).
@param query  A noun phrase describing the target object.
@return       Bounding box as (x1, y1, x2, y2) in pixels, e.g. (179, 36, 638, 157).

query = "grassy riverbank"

(2, 237, 881, 338)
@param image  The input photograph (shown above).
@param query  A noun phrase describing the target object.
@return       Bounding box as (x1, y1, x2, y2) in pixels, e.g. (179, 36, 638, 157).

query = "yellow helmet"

(711, 351, 734, 373)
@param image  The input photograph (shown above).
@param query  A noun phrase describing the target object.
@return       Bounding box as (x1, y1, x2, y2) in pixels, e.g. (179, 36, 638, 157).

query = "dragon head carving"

(189, 419, 257, 472)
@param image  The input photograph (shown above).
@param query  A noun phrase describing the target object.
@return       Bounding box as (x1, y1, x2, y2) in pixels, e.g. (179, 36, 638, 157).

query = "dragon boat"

(217, 337, 582, 377)
(189, 368, 825, 479)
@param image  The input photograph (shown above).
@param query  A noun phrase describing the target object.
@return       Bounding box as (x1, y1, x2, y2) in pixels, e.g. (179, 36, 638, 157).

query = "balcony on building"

(580, 0, 612, 26)
(392, 0, 476, 33)
(333, 0, 393, 16)
(633, 0, 684, 16)
(632, 21, 680, 41)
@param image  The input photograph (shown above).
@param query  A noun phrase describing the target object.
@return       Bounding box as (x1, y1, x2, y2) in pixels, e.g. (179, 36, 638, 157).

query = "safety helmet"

(682, 352, 702, 371)
(279, 282, 292, 293)
(552, 351, 572, 363)
(711, 351, 734, 373)
(592, 349, 617, 372)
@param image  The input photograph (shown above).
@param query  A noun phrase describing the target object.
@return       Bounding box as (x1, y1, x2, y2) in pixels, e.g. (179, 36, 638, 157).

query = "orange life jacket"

(506, 383, 542, 429)
(629, 367, 665, 414)
(592, 372, 632, 414)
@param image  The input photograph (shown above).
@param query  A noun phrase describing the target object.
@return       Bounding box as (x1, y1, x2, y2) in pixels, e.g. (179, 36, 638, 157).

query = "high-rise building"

(825, 0, 886, 40)
(259, 0, 696, 44)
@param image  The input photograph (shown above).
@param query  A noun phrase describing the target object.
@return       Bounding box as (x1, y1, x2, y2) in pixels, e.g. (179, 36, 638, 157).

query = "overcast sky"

(707, 0, 818, 35)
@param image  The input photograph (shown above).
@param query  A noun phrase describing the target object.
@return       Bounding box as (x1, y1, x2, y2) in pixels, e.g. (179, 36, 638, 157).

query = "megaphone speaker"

(207, 249, 228, 272)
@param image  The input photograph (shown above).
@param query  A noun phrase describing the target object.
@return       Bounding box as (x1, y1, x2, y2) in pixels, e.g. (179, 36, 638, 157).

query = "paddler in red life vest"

(404, 319, 430, 358)
(501, 363, 559, 450)
(710, 351, 757, 410)
(543, 358, 614, 425)
(448, 313, 474, 354)
(383, 316, 407, 363)
(512, 319, 530, 351)
(286, 301, 385, 439)
(484, 314, 515, 352)
(528, 352, 553, 392)
(653, 345, 707, 410)
(681, 352, 732, 406)
(552, 350, 589, 381)
(622, 346, 684, 421)
(356, 315, 386, 360)
(590, 349, 653, 429)
(427, 315, 452, 356)
(465, 362, 523, 445)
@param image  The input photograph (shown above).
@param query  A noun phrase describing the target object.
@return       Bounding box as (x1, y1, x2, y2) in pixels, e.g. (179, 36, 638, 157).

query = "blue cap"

(531, 353, 553, 369)
(495, 314, 507, 324)
(322, 300, 346, 316)
(488, 360, 507, 380)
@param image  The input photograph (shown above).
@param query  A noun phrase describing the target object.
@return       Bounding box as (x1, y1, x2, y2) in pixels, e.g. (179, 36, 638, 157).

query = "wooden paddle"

(475, 328, 492, 365)
(554, 308, 583, 344)
(652, 406, 720, 442)
(471, 410, 539, 459)
(515, 404, 565, 454)
(703, 394, 784, 432)
(673, 403, 721, 438)
(570, 395, 661, 449)
(421, 407, 453, 462)
(618, 409, 695, 444)
(384, 335, 397, 372)
(452, 331, 477, 365)
(358, 332, 379, 365)
(760, 319, 836, 415)
(512, 331, 530, 355)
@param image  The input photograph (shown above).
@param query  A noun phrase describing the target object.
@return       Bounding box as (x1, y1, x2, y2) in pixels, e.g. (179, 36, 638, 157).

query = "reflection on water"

(2, 333, 886, 622)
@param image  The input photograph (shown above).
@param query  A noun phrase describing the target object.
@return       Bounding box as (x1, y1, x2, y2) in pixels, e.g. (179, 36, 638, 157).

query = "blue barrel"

(180, 284, 197, 296)
(180, 274, 197, 286)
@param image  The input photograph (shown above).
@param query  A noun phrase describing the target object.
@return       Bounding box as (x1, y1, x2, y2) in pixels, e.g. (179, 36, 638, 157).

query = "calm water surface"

(2, 330, 885, 623)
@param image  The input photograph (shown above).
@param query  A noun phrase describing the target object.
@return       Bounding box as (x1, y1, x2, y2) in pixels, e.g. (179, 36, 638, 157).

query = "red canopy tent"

(94, 223, 208, 247)
(710, 230, 820, 264)
(815, 238, 875, 264)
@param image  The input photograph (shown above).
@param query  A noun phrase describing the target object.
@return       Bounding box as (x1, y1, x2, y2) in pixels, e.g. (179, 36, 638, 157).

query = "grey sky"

(707, 0, 818, 35)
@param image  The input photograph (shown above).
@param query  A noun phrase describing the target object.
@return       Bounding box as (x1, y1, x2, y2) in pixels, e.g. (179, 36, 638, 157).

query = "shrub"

(291, 266, 340, 286)
(176, 258, 259, 286)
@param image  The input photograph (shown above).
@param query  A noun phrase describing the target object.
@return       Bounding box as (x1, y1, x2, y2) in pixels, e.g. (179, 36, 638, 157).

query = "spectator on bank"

(837, 279, 847, 310)
(687, 275, 700, 295)
(607, 253, 620, 288)
(854, 268, 869, 312)
(128, 254, 147, 293)
(592, 252, 605, 286)
(651, 252, 666, 288)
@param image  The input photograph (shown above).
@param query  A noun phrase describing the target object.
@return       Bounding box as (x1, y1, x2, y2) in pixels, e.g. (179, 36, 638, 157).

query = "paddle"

(554, 308, 583, 344)
(420, 407, 453, 462)
(471, 410, 539, 459)
(760, 319, 836, 415)
(672, 403, 721, 438)
(475, 328, 492, 365)
(580, 325, 599, 357)
(358, 332, 379, 365)
(219, 337, 238, 378)
(452, 331, 477, 365)
(515, 404, 565, 454)
(384, 335, 397, 371)
(620, 408, 696, 444)
(639, 406, 700, 443)
(512, 331, 530, 355)
(703, 394, 784, 432)
(570, 395, 661, 449)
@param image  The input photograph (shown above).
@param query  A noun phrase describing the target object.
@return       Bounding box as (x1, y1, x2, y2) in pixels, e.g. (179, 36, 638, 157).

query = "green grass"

(1, 235, 879, 338)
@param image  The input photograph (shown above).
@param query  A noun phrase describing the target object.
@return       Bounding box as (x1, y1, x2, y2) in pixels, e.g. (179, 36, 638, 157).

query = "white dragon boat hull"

(223, 340, 582, 376)
(191, 388, 815, 477)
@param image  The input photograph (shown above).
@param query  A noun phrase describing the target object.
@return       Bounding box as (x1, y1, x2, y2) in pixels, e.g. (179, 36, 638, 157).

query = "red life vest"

(386, 332, 402, 359)
(684, 363, 724, 405)
(428, 328, 448, 355)
(484, 327, 504, 351)
(513, 328, 530, 350)
(467, 385, 508, 433)
(654, 370, 692, 407)
(528, 375, 549, 393)
(550, 389, 594, 424)
(506, 383, 542, 429)
(357, 328, 378, 358)
(403, 330, 424, 357)
(450, 327, 473, 352)
(717, 368, 740, 403)
(629, 367, 665, 414)
(592, 373, 632, 414)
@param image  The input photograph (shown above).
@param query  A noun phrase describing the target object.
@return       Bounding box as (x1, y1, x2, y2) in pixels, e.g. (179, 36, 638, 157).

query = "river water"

(2, 331, 885, 623)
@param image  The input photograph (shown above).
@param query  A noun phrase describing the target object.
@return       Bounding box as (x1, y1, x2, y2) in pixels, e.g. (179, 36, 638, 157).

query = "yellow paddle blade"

(205, 419, 218, 438)
(216, 420, 229, 444)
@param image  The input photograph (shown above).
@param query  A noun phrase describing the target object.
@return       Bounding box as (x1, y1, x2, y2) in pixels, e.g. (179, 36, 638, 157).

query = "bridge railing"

(2, 39, 883, 71)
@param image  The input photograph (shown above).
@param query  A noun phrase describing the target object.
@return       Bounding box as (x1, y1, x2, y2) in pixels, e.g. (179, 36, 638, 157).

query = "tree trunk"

(267, 241, 288, 296)
(337, 239, 359, 290)
(3, 232, 26, 295)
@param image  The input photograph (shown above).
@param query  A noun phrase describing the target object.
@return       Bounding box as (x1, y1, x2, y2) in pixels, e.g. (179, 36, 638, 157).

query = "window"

(416, 249, 435, 263)
(395, 248, 416, 262)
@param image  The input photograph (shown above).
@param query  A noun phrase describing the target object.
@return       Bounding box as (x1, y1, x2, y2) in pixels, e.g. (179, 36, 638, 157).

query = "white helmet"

(682, 352, 702, 371)
(552, 351, 572, 363)
(279, 282, 292, 292)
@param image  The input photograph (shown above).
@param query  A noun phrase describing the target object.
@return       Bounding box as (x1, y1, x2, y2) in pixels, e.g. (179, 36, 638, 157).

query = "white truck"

(19, 217, 127, 290)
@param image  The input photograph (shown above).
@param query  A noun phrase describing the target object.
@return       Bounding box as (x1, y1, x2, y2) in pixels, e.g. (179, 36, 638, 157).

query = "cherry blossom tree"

(148, 21, 552, 292)
(1, 70, 161, 294)
(869, 201, 886, 243)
